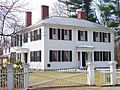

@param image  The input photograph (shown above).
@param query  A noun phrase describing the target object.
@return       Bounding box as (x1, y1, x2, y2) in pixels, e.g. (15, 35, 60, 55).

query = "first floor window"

(49, 50, 72, 62)
(62, 51, 72, 62)
(30, 51, 41, 62)
(94, 51, 111, 61)
(10, 52, 16, 61)
(50, 50, 60, 62)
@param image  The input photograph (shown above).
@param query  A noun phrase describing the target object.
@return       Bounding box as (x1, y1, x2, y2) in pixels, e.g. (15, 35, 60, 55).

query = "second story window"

(78, 30, 87, 41)
(23, 33, 28, 43)
(30, 29, 41, 41)
(49, 28, 60, 40)
(93, 32, 111, 42)
(93, 32, 100, 42)
(49, 28, 72, 41)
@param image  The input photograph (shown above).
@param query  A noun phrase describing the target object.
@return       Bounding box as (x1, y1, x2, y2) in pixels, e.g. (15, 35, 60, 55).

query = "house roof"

(40, 16, 111, 30)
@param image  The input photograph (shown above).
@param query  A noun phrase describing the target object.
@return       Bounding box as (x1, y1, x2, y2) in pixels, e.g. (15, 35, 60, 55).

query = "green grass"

(29, 71, 88, 87)
(29, 70, 120, 88)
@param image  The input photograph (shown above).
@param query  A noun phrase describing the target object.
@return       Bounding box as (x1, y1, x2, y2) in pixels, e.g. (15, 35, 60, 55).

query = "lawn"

(29, 71, 88, 88)
(29, 70, 120, 88)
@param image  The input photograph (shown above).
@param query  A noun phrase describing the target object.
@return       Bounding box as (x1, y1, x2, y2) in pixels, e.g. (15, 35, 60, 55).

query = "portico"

(76, 45, 95, 68)
(15, 47, 29, 63)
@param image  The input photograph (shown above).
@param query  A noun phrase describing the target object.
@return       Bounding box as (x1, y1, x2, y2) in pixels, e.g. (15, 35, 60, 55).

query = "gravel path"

(31, 86, 120, 90)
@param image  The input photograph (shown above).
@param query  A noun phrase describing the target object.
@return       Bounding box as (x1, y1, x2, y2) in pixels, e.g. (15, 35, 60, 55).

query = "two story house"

(7, 5, 114, 70)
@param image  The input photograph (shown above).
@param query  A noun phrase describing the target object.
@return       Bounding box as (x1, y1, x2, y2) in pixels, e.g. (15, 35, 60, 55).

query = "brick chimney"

(41, 5, 49, 20)
(25, 12, 32, 27)
(76, 9, 86, 19)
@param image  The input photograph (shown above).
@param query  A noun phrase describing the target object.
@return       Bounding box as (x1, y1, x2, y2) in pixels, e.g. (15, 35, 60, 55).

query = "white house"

(6, 5, 114, 70)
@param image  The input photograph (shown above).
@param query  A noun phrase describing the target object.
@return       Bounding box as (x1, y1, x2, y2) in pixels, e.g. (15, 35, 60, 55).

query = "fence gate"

(29, 69, 88, 89)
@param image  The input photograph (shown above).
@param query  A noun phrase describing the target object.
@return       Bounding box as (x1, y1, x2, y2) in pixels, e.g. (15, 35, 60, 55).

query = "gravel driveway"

(30, 86, 120, 90)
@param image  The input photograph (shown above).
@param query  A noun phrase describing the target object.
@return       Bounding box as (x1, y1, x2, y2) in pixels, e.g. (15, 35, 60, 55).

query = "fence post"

(109, 61, 117, 85)
(87, 62, 94, 85)
(23, 64, 29, 90)
(7, 64, 14, 90)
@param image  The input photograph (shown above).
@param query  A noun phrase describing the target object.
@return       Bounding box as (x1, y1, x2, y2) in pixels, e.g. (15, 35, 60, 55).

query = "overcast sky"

(26, 0, 57, 24)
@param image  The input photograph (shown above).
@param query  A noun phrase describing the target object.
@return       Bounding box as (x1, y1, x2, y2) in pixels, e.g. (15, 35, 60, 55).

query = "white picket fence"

(1, 61, 120, 90)
(0, 64, 29, 90)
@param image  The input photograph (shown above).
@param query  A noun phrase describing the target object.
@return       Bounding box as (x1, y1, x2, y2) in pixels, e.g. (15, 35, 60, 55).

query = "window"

(78, 30, 87, 41)
(93, 32, 111, 42)
(5, 48, 7, 53)
(49, 50, 72, 62)
(30, 51, 41, 62)
(49, 28, 72, 40)
(30, 31, 34, 41)
(62, 51, 72, 62)
(11, 34, 23, 47)
(94, 51, 100, 61)
(30, 29, 41, 41)
(64, 30, 71, 40)
(10, 52, 16, 61)
(94, 51, 111, 61)
(17, 53, 21, 61)
(23, 33, 28, 43)
(50, 50, 60, 62)
(104, 33, 110, 42)
(93, 32, 100, 42)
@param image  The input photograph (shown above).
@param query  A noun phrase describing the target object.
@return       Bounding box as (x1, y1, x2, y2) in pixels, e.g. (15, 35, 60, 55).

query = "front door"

(24, 53, 28, 63)
(82, 52, 88, 67)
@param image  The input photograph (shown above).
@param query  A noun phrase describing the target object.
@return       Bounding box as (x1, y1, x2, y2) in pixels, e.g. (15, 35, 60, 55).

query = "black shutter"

(39, 29, 41, 40)
(20, 35, 22, 46)
(93, 32, 96, 41)
(30, 52, 32, 61)
(58, 29, 60, 40)
(108, 33, 111, 42)
(100, 51, 102, 61)
(30, 32, 32, 41)
(70, 51, 72, 62)
(49, 50, 52, 62)
(62, 51, 64, 62)
(85, 31, 87, 41)
(61, 29, 64, 40)
(78, 30, 80, 41)
(49, 28, 52, 39)
(109, 51, 111, 61)
(103, 51, 105, 61)
(103, 33, 105, 42)
(58, 51, 61, 62)
(39, 51, 41, 62)
(94, 51, 96, 61)
(100, 32, 102, 42)
(69, 30, 72, 40)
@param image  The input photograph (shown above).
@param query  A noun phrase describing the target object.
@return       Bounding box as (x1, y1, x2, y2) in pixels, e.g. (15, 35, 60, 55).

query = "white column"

(88, 52, 91, 62)
(80, 52, 82, 68)
(7, 64, 14, 90)
(87, 62, 94, 86)
(23, 64, 29, 90)
(16, 53, 18, 60)
(21, 53, 24, 63)
(92, 52, 94, 63)
(109, 61, 117, 85)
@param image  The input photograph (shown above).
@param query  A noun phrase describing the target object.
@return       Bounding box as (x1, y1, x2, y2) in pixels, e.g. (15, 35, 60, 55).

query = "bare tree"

(51, 2, 70, 17)
(0, 0, 28, 47)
